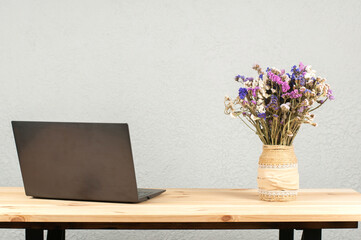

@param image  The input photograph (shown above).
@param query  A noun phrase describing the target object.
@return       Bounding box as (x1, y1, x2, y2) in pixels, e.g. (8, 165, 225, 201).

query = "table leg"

(47, 230, 65, 240)
(301, 229, 322, 240)
(26, 229, 44, 240)
(279, 229, 294, 240)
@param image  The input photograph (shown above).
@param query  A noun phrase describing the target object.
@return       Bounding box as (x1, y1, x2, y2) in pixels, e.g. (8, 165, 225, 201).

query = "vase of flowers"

(224, 62, 334, 201)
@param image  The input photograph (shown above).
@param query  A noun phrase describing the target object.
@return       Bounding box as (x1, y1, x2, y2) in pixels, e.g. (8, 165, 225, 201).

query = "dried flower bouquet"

(224, 62, 334, 146)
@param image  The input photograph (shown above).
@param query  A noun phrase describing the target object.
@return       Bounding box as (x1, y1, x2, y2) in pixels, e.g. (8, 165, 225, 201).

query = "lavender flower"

(299, 76, 306, 86)
(258, 113, 267, 120)
(238, 87, 248, 99)
(327, 89, 335, 100)
(235, 75, 245, 82)
(266, 95, 279, 110)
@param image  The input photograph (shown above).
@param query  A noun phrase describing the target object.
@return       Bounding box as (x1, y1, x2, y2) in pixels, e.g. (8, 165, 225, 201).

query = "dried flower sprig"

(224, 62, 334, 146)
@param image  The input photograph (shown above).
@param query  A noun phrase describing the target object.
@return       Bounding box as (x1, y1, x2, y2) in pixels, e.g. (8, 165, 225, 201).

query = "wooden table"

(1, 188, 361, 240)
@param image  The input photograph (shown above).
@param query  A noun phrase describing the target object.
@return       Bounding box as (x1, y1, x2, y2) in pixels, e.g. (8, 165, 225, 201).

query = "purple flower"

(235, 75, 245, 81)
(299, 62, 305, 71)
(251, 100, 256, 105)
(248, 86, 260, 97)
(327, 89, 335, 100)
(299, 76, 306, 86)
(268, 71, 290, 92)
(238, 87, 248, 99)
(258, 113, 267, 120)
(282, 89, 302, 99)
(281, 82, 290, 92)
(268, 71, 281, 82)
(266, 95, 279, 110)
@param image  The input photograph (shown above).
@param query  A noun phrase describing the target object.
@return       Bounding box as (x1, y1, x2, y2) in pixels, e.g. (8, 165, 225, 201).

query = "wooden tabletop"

(1, 187, 361, 223)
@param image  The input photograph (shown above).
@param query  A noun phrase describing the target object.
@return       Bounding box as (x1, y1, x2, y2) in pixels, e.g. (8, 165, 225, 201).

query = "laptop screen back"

(12, 121, 139, 202)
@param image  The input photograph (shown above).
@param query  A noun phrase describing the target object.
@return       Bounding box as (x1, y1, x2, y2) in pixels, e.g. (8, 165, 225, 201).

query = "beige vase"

(257, 145, 299, 202)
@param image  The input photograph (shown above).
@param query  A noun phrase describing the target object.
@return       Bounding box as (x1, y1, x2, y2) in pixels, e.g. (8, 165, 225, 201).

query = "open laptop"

(11, 121, 165, 203)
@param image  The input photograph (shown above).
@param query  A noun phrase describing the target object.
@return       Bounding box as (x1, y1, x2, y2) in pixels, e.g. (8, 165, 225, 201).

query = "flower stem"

(237, 116, 256, 133)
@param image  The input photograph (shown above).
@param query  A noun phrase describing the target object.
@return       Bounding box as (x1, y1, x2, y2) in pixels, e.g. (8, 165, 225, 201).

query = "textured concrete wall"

(1, 0, 361, 239)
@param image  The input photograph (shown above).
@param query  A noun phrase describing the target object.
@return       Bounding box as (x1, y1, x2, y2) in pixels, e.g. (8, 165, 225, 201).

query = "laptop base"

(137, 188, 166, 203)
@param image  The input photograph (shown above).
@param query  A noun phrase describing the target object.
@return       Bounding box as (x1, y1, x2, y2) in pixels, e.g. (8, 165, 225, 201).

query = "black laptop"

(12, 121, 165, 203)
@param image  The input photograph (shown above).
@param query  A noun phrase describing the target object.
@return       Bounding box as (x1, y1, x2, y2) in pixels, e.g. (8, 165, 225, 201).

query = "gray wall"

(1, 0, 360, 239)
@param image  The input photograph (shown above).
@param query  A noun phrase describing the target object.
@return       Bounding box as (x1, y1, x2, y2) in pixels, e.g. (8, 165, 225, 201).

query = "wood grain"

(1, 188, 361, 223)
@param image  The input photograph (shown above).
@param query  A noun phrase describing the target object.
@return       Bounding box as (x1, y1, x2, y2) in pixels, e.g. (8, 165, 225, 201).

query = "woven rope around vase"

(257, 145, 299, 202)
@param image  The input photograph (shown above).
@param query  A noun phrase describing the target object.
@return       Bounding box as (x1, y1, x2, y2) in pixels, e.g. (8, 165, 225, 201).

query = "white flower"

(256, 105, 265, 113)
(258, 81, 264, 88)
(323, 85, 329, 96)
(302, 99, 309, 106)
(305, 65, 316, 79)
(305, 113, 315, 121)
(244, 81, 252, 88)
(284, 75, 290, 83)
(316, 84, 324, 93)
(263, 92, 270, 98)
(224, 95, 231, 101)
(257, 98, 264, 104)
(263, 74, 268, 81)
(305, 72, 316, 79)
(271, 67, 281, 75)
(252, 80, 258, 88)
(281, 103, 290, 112)
(230, 111, 238, 118)
(251, 115, 259, 121)
(224, 96, 235, 115)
